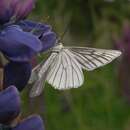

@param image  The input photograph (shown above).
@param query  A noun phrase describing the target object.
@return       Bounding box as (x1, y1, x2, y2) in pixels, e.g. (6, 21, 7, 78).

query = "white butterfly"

(29, 43, 121, 97)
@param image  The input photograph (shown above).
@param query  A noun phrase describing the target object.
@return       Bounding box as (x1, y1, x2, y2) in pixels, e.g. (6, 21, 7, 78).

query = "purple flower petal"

(18, 20, 57, 52)
(0, 86, 21, 124)
(15, 0, 35, 20)
(0, 25, 42, 62)
(18, 20, 52, 37)
(4, 62, 32, 91)
(0, 0, 18, 24)
(13, 115, 44, 130)
(0, 0, 35, 24)
(40, 30, 56, 52)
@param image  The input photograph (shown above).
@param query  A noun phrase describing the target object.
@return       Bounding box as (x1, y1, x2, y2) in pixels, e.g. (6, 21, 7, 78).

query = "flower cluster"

(0, 0, 57, 129)
(114, 21, 130, 102)
(0, 0, 56, 91)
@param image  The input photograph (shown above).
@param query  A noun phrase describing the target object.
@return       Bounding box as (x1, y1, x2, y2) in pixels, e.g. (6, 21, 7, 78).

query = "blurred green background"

(22, 0, 130, 130)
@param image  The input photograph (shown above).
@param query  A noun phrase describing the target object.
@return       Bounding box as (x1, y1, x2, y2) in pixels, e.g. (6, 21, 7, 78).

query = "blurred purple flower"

(116, 21, 130, 60)
(0, 86, 21, 124)
(4, 62, 32, 91)
(0, 0, 35, 24)
(114, 21, 130, 102)
(13, 115, 45, 130)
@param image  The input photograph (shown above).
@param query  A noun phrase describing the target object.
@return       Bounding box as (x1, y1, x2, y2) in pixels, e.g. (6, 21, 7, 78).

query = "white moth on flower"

(29, 43, 121, 97)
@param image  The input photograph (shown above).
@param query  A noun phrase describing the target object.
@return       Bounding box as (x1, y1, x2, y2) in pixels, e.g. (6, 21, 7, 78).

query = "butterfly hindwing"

(29, 70, 48, 97)
(29, 53, 57, 97)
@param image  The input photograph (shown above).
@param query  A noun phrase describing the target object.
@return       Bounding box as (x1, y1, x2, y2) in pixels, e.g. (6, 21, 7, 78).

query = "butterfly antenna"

(59, 21, 70, 42)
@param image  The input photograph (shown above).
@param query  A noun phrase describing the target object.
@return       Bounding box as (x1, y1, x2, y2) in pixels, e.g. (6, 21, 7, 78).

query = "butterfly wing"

(29, 53, 57, 97)
(66, 47, 121, 71)
(46, 49, 84, 90)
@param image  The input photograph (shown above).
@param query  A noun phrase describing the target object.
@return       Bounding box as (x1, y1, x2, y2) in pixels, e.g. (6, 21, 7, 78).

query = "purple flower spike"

(114, 21, 130, 103)
(0, 25, 42, 62)
(15, 0, 35, 20)
(4, 62, 32, 91)
(0, 86, 21, 124)
(115, 21, 130, 59)
(13, 115, 45, 130)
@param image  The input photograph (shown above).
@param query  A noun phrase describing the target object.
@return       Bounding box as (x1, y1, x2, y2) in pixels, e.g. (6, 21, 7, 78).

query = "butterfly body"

(29, 43, 121, 97)
(52, 43, 64, 53)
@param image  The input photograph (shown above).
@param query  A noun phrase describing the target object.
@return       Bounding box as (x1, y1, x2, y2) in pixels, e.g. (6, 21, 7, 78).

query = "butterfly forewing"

(66, 47, 121, 71)
(47, 49, 84, 90)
